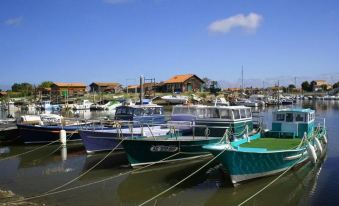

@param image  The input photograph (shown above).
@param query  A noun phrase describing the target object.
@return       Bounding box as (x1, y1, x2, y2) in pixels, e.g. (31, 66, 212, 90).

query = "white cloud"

(103, 0, 132, 5)
(208, 13, 263, 34)
(4, 16, 23, 26)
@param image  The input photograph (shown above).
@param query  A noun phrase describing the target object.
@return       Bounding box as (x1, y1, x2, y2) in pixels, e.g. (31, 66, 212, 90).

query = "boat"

(161, 95, 188, 104)
(16, 114, 101, 144)
(204, 108, 327, 184)
(73, 100, 93, 110)
(212, 97, 229, 106)
(79, 104, 167, 153)
(90, 100, 122, 111)
(122, 105, 259, 167)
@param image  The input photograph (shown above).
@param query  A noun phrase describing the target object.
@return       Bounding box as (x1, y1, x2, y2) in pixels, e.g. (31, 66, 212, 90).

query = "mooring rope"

(5, 152, 182, 204)
(138, 148, 227, 206)
(46, 135, 127, 194)
(0, 132, 74, 162)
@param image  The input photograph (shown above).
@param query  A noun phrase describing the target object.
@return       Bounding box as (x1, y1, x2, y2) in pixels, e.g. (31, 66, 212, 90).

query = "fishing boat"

(79, 104, 167, 153)
(73, 100, 93, 110)
(90, 100, 122, 111)
(204, 108, 327, 184)
(16, 114, 101, 144)
(122, 105, 260, 167)
(161, 95, 188, 104)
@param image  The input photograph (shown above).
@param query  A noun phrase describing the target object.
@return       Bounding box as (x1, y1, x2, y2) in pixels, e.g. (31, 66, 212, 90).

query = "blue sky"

(1, 0, 339, 89)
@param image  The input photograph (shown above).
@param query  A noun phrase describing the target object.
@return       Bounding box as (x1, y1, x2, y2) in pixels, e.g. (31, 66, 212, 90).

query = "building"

(89, 82, 123, 93)
(313, 80, 332, 91)
(51, 82, 87, 97)
(163, 74, 204, 93)
(0, 91, 7, 97)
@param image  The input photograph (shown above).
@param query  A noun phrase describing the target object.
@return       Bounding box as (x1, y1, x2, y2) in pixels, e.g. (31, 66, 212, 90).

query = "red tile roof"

(165, 74, 196, 83)
(53, 82, 86, 87)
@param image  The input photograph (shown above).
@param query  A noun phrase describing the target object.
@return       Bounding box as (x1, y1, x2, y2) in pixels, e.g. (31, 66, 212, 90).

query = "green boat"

(204, 108, 327, 184)
(122, 105, 261, 167)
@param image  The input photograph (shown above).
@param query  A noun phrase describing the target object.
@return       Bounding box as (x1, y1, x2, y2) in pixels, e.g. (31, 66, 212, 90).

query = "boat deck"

(240, 138, 302, 151)
(137, 135, 219, 141)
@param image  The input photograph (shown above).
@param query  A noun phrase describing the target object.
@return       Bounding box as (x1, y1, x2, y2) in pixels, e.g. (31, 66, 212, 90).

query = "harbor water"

(0, 100, 338, 206)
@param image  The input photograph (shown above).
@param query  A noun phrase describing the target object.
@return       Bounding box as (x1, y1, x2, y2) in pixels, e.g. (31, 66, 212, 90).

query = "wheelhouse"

(271, 108, 315, 138)
(171, 105, 253, 137)
(115, 105, 165, 125)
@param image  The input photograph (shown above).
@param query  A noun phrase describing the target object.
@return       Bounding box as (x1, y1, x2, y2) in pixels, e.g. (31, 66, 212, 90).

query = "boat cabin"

(115, 104, 165, 125)
(271, 108, 315, 138)
(171, 105, 253, 137)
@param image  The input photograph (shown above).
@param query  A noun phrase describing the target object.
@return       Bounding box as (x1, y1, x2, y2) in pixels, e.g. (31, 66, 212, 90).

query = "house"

(51, 82, 87, 97)
(89, 82, 123, 93)
(163, 74, 204, 93)
(313, 80, 332, 91)
(126, 83, 156, 94)
(0, 91, 7, 97)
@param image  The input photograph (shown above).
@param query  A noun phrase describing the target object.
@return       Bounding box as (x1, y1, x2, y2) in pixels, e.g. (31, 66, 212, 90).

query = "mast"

(140, 75, 144, 105)
(241, 65, 244, 92)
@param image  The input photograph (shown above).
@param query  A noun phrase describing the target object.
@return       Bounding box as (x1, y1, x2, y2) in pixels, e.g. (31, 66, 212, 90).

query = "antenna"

(241, 65, 244, 92)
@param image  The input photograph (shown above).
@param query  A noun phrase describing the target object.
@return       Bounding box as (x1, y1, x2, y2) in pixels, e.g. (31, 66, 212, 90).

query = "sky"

(0, 0, 339, 89)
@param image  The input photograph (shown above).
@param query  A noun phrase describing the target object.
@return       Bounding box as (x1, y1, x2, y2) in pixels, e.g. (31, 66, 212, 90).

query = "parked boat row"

(1, 100, 328, 184)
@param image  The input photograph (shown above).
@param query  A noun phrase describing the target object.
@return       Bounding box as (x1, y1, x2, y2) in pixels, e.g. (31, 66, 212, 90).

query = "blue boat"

(16, 114, 103, 144)
(204, 108, 327, 184)
(79, 104, 167, 153)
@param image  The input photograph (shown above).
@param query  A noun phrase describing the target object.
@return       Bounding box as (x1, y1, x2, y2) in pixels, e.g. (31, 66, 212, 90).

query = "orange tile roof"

(165, 74, 195, 83)
(53, 82, 86, 87)
(91, 82, 121, 87)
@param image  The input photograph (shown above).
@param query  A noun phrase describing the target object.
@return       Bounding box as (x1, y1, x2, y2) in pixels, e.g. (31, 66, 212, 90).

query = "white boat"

(161, 95, 188, 104)
(213, 97, 229, 106)
(73, 100, 92, 110)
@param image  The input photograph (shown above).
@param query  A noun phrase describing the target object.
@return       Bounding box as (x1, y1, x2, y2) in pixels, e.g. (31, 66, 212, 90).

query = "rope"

(46, 135, 127, 194)
(5, 152, 182, 204)
(237, 153, 305, 206)
(0, 139, 60, 162)
(138, 148, 227, 206)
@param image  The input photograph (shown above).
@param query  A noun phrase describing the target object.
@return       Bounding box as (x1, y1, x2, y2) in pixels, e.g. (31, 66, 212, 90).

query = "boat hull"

(209, 147, 308, 183)
(122, 137, 220, 167)
(16, 124, 94, 144)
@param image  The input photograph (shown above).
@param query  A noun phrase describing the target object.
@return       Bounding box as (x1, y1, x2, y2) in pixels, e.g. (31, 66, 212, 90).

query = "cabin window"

(240, 109, 246, 119)
(154, 107, 162, 115)
(219, 109, 231, 119)
(134, 108, 143, 116)
(206, 108, 219, 118)
(233, 110, 240, 119)
(245, 108, 252, 118)
(127, 108, 134, 115)
(295, 113, 304, 122)
(144, 108, 154, 116)
(286, 113, 293, 122)
(276, 113, 285, 121)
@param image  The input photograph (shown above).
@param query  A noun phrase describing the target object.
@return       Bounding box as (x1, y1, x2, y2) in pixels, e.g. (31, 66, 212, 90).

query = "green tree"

(321, 84, 328, 91)
(310, 81, 317, 91)
(38, 81, 54, 88)
(301, 81, 310, 92)
(288, 84, 296, 89)
(333, 82, 339, 89)
(11, 82, 33, 95)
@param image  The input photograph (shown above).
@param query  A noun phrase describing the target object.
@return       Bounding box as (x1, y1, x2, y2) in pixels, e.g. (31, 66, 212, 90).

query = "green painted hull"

(204, 132, 327, 184)
(122, 136, 220, 167)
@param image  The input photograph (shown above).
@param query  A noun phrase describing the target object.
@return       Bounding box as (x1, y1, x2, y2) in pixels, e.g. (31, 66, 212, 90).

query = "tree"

(333, 82, 339, 89)
(288, 84, 296, 89)
(310, 81, 317, 91)
(11, 82, 33, 95)
(321, 84, 328, 91)
(38, 81, 54, 88)
(301, 81, 310, 92)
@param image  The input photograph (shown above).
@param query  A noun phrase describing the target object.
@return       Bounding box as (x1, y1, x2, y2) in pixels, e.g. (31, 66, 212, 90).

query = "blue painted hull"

(80, 129, 142, 154)
(16, 124, 101, 144)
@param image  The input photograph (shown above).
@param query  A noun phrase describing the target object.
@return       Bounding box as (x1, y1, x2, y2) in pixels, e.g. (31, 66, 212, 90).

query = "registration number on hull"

(150, 145, 178, 152)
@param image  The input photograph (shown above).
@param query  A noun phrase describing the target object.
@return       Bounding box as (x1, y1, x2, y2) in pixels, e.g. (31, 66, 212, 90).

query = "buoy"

(323, 135, 328, 144)
(61, 145, 67, 161)
(307, 142, 317, 164)
(314, 138, 323, 154)
(60, 129, 67, 146)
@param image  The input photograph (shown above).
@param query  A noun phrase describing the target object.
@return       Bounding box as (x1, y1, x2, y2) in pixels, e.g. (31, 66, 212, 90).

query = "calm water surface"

(0, 100, 338, 206)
